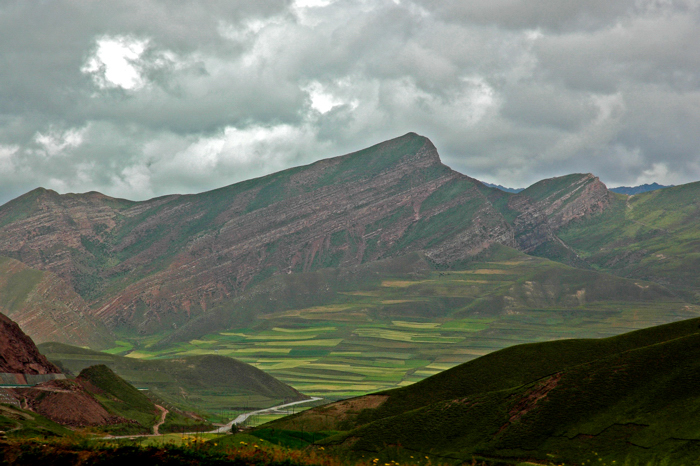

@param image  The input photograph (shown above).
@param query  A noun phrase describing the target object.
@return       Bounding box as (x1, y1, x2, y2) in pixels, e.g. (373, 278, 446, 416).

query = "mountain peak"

(320, 132, 440, 178)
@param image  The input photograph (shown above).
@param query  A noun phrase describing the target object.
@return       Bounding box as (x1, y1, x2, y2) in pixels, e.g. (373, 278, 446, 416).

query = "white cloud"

(304, 81, 359, 114)
(34, 127, 86, 157)
(0, 145, 18, 175)
(2, 0, 700, 204)
(633, 162, 672, 185)
(82, 36, 149, 90)
(294, 0, 335, 8)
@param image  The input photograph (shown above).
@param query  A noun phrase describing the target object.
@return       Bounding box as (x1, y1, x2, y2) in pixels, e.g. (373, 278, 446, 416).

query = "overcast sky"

(1, 0, 699, 204)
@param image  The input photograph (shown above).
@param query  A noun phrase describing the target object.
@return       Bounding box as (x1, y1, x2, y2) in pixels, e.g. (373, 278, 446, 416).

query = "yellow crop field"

(252, 359, 316, 370)
(353, 327, 418, 341)
(457, 269, 511, 274)
(392, 321, 441, 329)
(271, 326, 336, 333)
(244, 334, 318, 341)
(224, 348, 292, 354)
(257, 339, 343, 347)
(381, 280, 432, 287)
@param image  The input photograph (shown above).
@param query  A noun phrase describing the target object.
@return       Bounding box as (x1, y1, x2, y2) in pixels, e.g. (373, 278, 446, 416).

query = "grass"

(0, 404, 72, 438)
(77, 365, 158, 431)
(551, 182, 700, 302)
(260, 316, 700, 465)
(0, 258, 43, 312)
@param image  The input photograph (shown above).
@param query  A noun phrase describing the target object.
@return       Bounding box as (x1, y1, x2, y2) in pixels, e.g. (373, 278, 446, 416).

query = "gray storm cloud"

(0, 0, 699, 204)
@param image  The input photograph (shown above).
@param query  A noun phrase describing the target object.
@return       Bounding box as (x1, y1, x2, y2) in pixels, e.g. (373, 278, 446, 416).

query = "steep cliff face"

(0, 133, 615, 335)
(0, 257, 114, 349)
(0, 312, 61, 374)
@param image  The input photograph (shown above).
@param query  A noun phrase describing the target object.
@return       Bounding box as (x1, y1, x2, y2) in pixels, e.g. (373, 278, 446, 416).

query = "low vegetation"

(263, 316, 700, 465)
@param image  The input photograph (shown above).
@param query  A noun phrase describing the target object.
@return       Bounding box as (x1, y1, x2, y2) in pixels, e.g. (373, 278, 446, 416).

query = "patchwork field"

(111, 251, 700, 400)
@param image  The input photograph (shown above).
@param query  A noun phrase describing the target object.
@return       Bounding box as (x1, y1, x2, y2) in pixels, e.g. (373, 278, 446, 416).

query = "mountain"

(0, 256, 114, 349)
(267, 316, 700, 465)
(14, 365, 157, 433)
(0, 133, 614, 338)
(610, 182, 672, 195)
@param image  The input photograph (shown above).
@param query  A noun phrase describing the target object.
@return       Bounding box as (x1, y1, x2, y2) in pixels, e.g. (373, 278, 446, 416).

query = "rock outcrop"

(0, 312, 60, 375)
(508, 173, 613, 252)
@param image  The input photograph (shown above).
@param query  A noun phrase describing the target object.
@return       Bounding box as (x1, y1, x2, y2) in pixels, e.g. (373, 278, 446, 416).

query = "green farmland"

(115, 249, 699, 400)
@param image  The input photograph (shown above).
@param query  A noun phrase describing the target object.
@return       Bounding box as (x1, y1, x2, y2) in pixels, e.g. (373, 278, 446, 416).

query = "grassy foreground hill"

(265, 316, 700, 465)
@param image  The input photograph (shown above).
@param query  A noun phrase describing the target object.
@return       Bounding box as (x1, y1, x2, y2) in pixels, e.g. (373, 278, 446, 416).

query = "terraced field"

(117, 251, 699, 399)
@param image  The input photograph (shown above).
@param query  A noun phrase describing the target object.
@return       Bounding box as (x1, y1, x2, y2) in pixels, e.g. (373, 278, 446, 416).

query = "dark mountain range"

(481, 182, 524, 193)
(610, 182, 672, 195)
(490, 182, 672, 196)
(269, 316, 700, 465)
(0, 133, 614, 337)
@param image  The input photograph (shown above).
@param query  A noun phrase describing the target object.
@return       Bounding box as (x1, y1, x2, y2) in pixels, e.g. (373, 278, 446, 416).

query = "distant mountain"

(482, 182, 524, 193)
(270, 317, 700, 465)
(610, 182, 672, 195)
(0, 131, 698, 360)
(0, 133, 612, 336)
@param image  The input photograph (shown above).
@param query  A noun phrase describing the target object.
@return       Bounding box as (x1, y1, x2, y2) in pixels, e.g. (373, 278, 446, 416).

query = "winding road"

(153, 405, 168, 435)
(211, 397, 323, 433)
(108, 397, 322, 438)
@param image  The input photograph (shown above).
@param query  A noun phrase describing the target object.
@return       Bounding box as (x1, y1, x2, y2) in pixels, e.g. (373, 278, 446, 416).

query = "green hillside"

(267, 316, 700, 465)
(38, 343, 306, 415)
(77, 365, 159, 432)
(543, 182, 700, 302)
(119, 246, 699, 400)
(0, 403, 72, 438)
